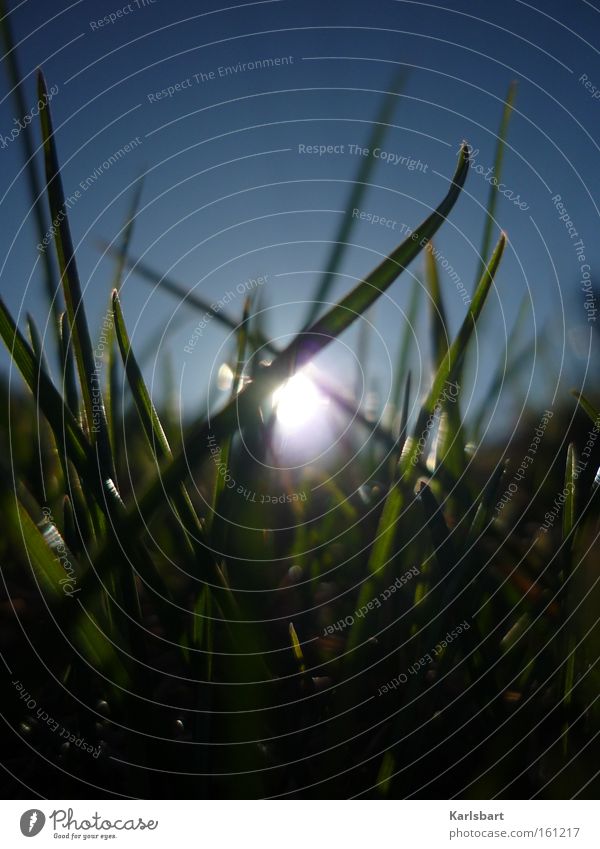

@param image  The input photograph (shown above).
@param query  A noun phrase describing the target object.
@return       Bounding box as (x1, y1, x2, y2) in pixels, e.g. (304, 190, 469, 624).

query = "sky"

(1, 0, 599, 442)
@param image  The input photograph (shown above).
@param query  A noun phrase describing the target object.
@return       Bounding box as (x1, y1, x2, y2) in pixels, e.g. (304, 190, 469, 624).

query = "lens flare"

(272, 371, 327, 431)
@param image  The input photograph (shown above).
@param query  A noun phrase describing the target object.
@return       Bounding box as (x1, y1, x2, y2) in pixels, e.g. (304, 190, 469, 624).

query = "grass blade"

(37, 71, 114, 482)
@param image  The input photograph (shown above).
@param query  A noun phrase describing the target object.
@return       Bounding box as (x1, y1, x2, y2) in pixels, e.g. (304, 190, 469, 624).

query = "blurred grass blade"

(288, 622, 306, 673)
(571, 389, 600, 426)
(37, 71, 114, 482)
(304, 71, 406, 328)
(563, 442, 577, 547)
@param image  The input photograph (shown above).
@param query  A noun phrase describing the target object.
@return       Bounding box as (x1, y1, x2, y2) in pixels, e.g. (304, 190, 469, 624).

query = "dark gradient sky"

(1, 0, 600, 438)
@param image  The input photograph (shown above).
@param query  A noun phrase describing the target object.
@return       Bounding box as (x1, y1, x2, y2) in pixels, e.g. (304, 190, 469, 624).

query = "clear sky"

(1, 0, 599, 440)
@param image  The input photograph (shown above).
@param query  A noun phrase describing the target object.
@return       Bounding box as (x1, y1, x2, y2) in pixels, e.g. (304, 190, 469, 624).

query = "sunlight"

(272, 371, 327, 431)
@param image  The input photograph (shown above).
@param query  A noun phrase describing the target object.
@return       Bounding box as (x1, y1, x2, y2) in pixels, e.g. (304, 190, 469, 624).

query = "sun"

(272, 371, 326, 431)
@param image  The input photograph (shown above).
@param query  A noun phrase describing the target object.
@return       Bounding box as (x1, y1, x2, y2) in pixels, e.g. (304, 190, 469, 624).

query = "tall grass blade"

(304, 72, 406, 328)
(37, 71, 114, 482)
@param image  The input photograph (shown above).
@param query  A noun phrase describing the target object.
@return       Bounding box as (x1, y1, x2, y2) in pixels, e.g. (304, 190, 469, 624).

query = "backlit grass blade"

(424, 238, 466, 485)
(360, 233, 505, 605)
(112, 291, 226, 589)
(105, 179, 145, 460)
(304, 71, 406, 328)
(402, 232, 506, 473)
(274, 144, 470, 379)
(112, 290, 171, 460)
(37, 71, 114, 483)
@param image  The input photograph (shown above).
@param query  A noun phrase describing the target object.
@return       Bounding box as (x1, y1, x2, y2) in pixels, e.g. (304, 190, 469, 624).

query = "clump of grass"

(0, 64, 599, 801)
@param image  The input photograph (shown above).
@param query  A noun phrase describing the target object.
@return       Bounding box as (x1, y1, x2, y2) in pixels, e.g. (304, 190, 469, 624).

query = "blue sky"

(1, 0, 599, 439)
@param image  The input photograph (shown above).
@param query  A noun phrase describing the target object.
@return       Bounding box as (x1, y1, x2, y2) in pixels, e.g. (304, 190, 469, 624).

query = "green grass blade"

(112, 290, 171, 460)
(402, 231, 506, 473)
(304, 71, 406, 328)
(105, 179, 145, 460)
(274, 144, 470, 379)
(37, 71, 114, 482)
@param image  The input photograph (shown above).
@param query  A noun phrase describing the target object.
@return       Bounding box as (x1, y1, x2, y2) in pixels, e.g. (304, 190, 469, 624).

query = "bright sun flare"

(272, 372, 326, 430)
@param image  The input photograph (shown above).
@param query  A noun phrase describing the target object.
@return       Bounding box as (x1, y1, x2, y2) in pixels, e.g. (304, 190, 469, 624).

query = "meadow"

(0, 42, 599, 799)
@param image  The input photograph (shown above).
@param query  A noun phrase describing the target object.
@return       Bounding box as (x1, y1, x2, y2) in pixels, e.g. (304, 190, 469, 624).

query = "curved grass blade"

(303, 71, 407, 328)
(37, 71, 114, 483)
(274, 144, 471, 379)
